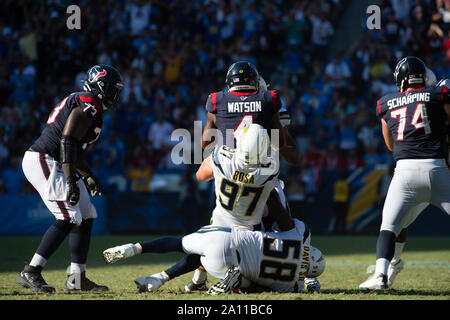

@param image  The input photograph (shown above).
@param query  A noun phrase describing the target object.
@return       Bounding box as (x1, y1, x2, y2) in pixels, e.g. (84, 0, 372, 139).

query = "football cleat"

(64, 271, 109, 292)
(134, 273, 166, 292)
(184, 280, 208, 292)
(16, 265, 55, 293)
(103, 243, 138, 264)
(207, 267, 242, 295)
(387, 259, 404, 287)
(359, 272, 388, 290)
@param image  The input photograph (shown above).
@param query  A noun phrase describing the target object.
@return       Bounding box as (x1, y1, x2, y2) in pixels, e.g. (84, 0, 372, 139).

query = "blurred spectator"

(330, 172, 350, 234)
(324, 52, 351, 89)
(0, 0, 445, 207)
(1, 157, 25, 194)
(147, 109, 174, 167)
(308, 9, 334, 61)
(100, 132, 126, 174)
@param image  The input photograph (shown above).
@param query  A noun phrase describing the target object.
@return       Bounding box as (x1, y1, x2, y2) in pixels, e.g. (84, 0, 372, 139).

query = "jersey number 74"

(390, 103, 431, 140)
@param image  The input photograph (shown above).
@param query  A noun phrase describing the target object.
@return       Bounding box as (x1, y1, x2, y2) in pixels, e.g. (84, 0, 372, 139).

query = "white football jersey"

(210, 145, 280, 230)
(231, 219, 311, 293)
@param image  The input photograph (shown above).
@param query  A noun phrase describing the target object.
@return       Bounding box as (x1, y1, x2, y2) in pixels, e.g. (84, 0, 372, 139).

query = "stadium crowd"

(0, 0, 449, 204)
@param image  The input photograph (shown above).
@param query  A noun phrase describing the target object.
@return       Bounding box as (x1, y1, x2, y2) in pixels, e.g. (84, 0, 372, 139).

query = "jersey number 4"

(390, 103, 431, 140)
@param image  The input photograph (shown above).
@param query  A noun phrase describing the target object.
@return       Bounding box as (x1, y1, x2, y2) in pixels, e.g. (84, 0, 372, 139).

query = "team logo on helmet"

(88, 66, 107, 83)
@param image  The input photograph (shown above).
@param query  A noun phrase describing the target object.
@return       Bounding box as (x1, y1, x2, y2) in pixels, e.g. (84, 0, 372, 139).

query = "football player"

(17, 65, 123, 293)
(103, 166, 325, 294)
(187, 62, 302, 291)
(359, 57, 450, 290)
(366, 67, 439, 287)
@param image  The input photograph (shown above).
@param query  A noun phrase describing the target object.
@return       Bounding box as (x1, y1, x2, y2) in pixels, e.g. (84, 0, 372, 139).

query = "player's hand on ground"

(66, 177, 80, 205)
(82, 173, 102, 196)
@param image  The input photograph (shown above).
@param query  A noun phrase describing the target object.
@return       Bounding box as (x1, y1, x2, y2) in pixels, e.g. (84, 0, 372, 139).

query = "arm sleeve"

(376, 99, 383, 117)
(205, 93, 217, 113)
(75, 95, 102, 120)
(440, 86, 450, 104)
(268, 90, 282, 112)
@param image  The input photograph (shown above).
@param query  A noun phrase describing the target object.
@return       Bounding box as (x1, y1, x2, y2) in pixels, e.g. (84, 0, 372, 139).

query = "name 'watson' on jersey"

(205, 89, 282, 147)
(376, 85, 449, 161)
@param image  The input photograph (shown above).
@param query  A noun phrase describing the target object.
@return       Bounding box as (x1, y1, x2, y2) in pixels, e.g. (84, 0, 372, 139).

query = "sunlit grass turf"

(0, 234, 449, 300)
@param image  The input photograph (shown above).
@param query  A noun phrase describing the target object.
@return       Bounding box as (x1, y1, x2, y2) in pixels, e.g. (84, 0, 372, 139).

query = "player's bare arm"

(279, 127, 301, 164)
(60, 108, 92, 204)
(201, 112, 217, 150)
(271, 113, 286, 150)
(196, 155, 213, 181)
(266, 189, 294, 231)
(444, 103, 450, 123)
(381, 118, 394, 151)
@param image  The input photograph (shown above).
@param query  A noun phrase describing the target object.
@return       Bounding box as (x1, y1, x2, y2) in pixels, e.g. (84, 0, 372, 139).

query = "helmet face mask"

(226, 61, 259, 91)
(83, 64, 123, 110)
(394, 56, 426, 92)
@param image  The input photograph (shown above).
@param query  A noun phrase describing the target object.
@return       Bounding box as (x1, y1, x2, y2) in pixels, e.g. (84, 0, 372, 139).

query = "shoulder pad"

(74, 92, 102, 118)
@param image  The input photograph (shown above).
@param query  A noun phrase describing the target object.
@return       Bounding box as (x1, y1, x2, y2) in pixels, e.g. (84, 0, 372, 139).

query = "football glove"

(66, 176, 80, 206)
(207, 267, 241, 295)
(305, 277, 321, 293)
(82, 173, 102, 196)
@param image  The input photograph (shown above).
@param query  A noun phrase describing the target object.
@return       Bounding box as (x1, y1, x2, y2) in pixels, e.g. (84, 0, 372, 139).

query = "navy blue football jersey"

(376, 85, 449, 161)
(31, 91, 103, 161)
(205, 89, 282, 147)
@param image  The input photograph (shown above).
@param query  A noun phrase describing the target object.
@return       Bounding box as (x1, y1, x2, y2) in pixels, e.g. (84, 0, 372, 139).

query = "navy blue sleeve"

(205, 93, 217, 113)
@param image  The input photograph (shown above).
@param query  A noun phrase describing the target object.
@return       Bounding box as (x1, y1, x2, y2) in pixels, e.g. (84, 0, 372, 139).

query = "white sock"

(391, 242, 405, 263)
(192, 268, 207, 284)
(156, 271, 170, 283)
(375, 258, 390, 275)
(70, 263, 86, 274)
(133, 243, 143, 255)
(29, 253, 47, 267)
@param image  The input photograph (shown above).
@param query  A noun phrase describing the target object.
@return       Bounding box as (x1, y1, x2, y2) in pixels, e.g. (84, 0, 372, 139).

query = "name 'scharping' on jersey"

(377, 85, 449, 161)
(206, 89, 282, 148)
(210, 145, 280, 229)
(386, 92, 431, 109)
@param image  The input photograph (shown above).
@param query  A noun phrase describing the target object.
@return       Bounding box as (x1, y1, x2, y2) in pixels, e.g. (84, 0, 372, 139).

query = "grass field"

(0, 234, 449, 301)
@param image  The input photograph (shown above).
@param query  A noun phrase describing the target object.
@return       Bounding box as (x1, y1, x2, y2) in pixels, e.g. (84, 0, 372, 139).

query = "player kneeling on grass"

(103, 124, 325, 294)
(103, 213, 325, 294)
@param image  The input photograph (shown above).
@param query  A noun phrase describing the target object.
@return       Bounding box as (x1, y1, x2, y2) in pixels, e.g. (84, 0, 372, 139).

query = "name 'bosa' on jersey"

(376, 85, 449, 161)
(210, 145, 280, 230)
(205, 89, 283, 148)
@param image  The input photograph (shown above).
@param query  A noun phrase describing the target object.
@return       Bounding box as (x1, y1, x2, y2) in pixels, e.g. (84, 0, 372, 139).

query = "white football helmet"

(235, 123, 269, 166)
(425, 67, 437, 87)
(307, 246, 326, 278)
(258, 76, 269, 91)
